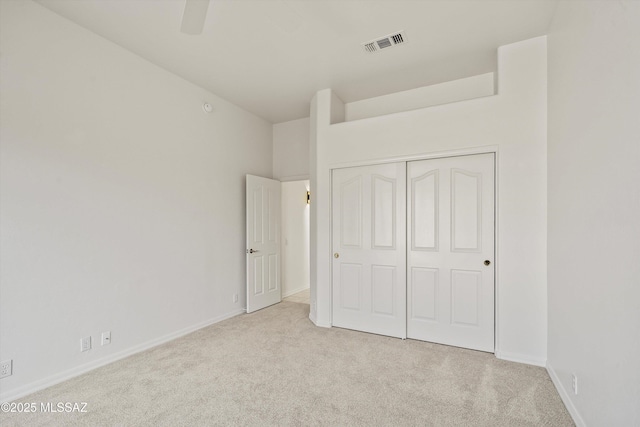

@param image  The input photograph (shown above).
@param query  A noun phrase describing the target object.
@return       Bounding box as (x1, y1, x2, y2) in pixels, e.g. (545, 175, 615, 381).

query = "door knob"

(334, 253, 340, 258)
(484, 260, 491, 266)
(247, 249, 259, 254)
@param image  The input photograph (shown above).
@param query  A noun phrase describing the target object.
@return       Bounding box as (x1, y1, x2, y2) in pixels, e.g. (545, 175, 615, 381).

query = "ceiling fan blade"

(180, 0, 210, 35)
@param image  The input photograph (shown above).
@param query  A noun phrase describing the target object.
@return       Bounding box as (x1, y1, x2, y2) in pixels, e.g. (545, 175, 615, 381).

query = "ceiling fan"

(180, 0, 210, 35)
(179, 0, 304, 35)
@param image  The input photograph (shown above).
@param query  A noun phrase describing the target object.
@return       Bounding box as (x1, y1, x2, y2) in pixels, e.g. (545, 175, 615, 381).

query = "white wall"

(310, 37, 548, 365)
(345, 73, 495, 122)
(281, 181, 310, 297)
(273, 117, 310, 181)
(547, 1, 640, 425)
(0, 0, 272, 401)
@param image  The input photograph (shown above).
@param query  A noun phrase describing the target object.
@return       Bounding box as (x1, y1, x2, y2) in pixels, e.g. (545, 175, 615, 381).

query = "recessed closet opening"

(331, 153, 495, 352)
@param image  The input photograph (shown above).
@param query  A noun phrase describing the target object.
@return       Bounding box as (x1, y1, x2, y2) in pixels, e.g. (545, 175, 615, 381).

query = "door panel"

(340, 263, 362, 310)
(411, 170, 438, 251)
(407, 154, 495, 352)
(253, 257, 264, 295)
(451, 169, 481, 252)
(268, 254, 278, 291)
(246, 174, 281, 313)
(340, 176, 362, 248)
(450, 269, 481, 326)
(372, 176, 396, 249)
(411, 267, 438, 321)
(332, 163, 406, 338)
(371, 265, 395, 316)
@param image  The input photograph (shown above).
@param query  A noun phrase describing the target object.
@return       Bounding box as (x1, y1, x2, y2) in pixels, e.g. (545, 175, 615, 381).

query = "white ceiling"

(36, 0, 559, 123)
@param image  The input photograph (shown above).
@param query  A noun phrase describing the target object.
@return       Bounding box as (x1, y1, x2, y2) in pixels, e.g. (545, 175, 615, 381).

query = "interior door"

(332, 163, 406, 338)
(407, 153, 495, 352)
(246, 174, 281, 313)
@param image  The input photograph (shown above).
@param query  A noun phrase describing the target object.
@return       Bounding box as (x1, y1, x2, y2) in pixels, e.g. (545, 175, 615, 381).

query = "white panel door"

(332, 163, 406, 338)
(246, 174, 281, 313)
(407, 153, 495, 352)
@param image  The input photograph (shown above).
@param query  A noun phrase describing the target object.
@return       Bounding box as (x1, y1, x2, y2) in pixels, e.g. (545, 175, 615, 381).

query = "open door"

(246, 174, 281, 313)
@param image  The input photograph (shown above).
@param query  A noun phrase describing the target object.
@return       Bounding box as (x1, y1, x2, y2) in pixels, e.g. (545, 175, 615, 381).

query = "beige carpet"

(1, 301, 573, 426)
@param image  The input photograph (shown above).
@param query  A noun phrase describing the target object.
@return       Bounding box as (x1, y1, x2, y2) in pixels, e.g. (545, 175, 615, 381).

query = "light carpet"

(1, 301, 573, 426)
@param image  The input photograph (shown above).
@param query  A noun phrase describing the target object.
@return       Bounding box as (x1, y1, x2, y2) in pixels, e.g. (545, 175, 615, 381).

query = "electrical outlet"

(233, 293, 238, 303)
(0, 360, 12, 379)
(571, 374, 578, 395)
(101, 331, 111, 346)
(80, 336, 91, 352)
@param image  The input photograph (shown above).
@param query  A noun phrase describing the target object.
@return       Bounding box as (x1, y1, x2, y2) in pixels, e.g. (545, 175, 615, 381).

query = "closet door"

(407, 154, 495, 352)
(332, 163, 406, 338)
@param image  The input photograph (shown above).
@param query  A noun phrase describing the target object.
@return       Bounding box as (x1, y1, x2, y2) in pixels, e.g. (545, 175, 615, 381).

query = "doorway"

(281, 180, 310, 302)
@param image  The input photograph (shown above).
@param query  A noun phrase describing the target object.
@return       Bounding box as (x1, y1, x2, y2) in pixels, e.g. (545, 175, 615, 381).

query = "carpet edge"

(0, 308, 245, 403)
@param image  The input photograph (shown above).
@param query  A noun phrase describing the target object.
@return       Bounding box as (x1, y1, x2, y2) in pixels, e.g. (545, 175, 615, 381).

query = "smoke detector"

(362, 31, 407, 53)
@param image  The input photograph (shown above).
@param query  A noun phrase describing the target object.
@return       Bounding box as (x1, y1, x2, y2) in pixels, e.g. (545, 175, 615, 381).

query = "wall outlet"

(571, 374, 578, 395)
(0, 360, 12, 379)
(101, 331, 111, 346)
(233, 293, 239, 303)
(80, 336, 91, 352)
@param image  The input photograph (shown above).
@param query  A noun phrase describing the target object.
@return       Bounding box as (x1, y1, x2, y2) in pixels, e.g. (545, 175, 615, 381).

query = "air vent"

(376, 38, 392, 49)
(362, 30, 407, 54)
(363, 42, 377, 53)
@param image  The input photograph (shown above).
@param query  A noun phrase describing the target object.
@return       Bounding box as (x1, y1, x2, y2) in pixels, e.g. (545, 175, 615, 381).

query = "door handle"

(484, 260, 491, 266)
(247, 249, 259, 254)
(334, 253, 340, 258)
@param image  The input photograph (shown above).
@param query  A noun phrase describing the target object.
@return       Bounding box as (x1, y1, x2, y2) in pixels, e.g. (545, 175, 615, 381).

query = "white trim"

(495, 350, 546, 367)
(328, 169, 334, 327)
(0, 309, 245, 403)
(547, 362, 586, 427)
(282, 285, 310, 298)
(328, 145, 501, 171)
(493, 149, 500, 354)
(309, 311, 331, 328)
(278, 174, 310, 182)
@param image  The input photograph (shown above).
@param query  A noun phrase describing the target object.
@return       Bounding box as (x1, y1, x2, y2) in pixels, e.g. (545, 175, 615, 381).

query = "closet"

(331, 153, 495, 352)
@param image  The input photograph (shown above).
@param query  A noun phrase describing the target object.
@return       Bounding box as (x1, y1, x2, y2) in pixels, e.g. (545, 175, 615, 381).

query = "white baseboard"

(0, 308, 245, 403)
(547, 362, 586, 427)
(495, 350, 546, 367)
(283, 285, 310, 298)
(308, 313, 331, 328)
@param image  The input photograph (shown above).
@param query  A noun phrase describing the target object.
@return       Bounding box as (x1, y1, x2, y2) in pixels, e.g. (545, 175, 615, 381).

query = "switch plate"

(101, 331, 111, 346)
(80, 336, 91, 352)
(0, 360, 12, 379)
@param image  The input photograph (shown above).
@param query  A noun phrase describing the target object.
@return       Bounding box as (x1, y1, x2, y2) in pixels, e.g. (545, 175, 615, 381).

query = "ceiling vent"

(362, 31, 407, 53)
